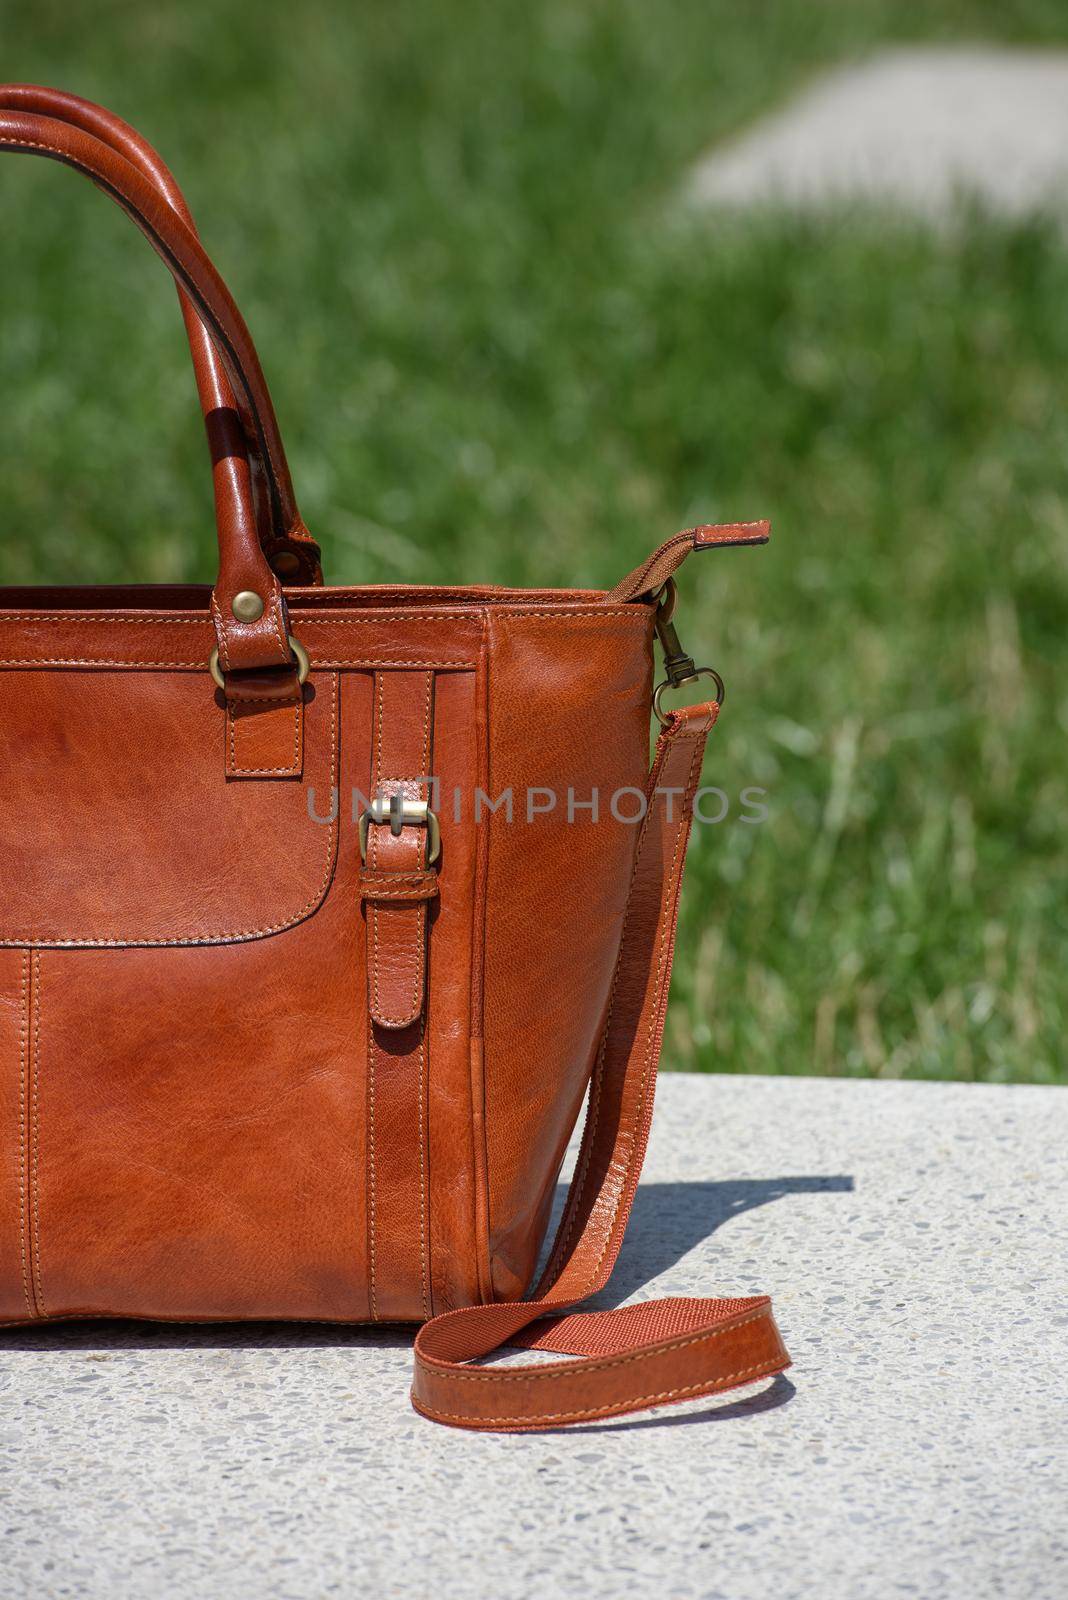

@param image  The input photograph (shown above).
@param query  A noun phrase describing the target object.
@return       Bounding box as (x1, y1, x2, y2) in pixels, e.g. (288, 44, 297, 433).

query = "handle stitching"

(413, 1355, 786, 1427)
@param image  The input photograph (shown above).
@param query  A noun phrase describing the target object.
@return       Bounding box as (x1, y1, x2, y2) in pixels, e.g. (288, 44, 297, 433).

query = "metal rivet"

(232, 590, 265, 622)
(272, 552, 301, 578)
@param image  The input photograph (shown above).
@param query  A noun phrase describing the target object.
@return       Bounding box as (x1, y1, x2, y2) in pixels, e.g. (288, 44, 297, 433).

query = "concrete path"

(691, 47, 1068, 218)
(1, 1074, 1065, 1599)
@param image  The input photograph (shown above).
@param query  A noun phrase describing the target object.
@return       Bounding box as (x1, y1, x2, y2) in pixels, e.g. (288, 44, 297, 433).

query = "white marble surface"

(691, 47, 1068, 218)
(1, 1074, 1065, 1599)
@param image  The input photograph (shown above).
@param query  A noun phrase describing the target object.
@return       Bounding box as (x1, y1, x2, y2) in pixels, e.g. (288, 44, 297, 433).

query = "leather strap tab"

(365, 771, 434, 1028)
(223, 670, 304, 780)
(605, 520, 770, 604)
(411, 700, 791, 1429)
(365, 671, 435, 1320)
(359, 869, 440, 905)
(693, 519, 771, 549)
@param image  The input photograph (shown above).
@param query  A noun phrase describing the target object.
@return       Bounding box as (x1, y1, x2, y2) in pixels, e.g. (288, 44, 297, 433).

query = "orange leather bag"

(0, 87, 790, 1429)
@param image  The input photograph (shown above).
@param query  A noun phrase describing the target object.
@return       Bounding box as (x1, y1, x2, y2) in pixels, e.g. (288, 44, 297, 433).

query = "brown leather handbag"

(0, 86, 789, 1429)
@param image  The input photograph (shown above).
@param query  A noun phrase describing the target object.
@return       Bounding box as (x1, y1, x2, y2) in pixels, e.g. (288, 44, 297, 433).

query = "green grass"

(3, 0, 1068, 1081)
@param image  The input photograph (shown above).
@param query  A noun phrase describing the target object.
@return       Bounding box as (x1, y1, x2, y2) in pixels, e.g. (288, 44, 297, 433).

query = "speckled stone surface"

(1, 1075, 1064, 1599)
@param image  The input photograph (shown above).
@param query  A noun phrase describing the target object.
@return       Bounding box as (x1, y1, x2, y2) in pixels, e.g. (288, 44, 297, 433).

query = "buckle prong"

(359, 797, 441, 864)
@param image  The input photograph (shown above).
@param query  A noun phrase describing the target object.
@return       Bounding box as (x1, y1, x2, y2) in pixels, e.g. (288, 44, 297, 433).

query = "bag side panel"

(481, 607, 654, 1300)
(423, 667, 488, 1315)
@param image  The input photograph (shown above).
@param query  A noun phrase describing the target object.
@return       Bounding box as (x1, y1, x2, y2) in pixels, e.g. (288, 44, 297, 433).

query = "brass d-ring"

(209, 633, 310, 691)
(653, 666, 725, 726)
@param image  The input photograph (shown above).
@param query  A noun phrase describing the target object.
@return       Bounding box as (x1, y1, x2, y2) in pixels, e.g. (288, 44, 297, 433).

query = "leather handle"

(0, 86, 321, 589)
(412, 703, 791, 1429)
(0, 101, 307, 672)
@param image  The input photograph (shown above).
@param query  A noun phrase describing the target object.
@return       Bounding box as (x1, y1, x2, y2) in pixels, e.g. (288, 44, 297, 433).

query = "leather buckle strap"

(358, 870, 440, 905)
(363, 670, 436, 1322)
(410, 699, 791, 1429)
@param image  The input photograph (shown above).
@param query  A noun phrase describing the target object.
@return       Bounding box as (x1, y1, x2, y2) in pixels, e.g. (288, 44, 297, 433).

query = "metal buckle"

(358, 797, 441, 864)
(653, 667, 725, 725)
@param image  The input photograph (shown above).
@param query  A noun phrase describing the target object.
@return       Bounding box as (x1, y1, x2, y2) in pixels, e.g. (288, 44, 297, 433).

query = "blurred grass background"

(2, 0, 1067, 1082)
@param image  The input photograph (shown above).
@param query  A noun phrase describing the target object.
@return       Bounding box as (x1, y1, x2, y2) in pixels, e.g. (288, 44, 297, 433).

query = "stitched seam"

(583, 738, 702, 1290)
(407, 671, 433, 1022)
(418, 1022, 429, 1321)
(542, 753, 665, 1281)
(360, 872, 437, 886)
(225, 694, 302, 705)
(697, 531, 770, 550)
(266, 587, 291, 662)
(0, 616, 218, 626)
(0, 659, 475, 670)
(0, 613, 481, 626)
(17, 952, 31, 1318)
(30, 952, 45, 1319)
(0, 674, 338, 946)
(368, 678, 385, 1027)
(487, 612, 648, 624)
(0, 614, 417, 625)
(209, 593, 230, 674)
(366, 672, 384, 1321)
(0, 611, 634, 626)
(414, 1356, 785, 1426)
(0, 659, 210, 668)
(360, 887, 437, 901)
(424, 1307, 772, 1385)
(418, 671, 433, 1321)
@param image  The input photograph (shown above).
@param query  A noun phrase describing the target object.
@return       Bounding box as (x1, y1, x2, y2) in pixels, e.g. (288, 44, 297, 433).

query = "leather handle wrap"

(0, 102, 307, 671)
(412, 703, 791, 1430)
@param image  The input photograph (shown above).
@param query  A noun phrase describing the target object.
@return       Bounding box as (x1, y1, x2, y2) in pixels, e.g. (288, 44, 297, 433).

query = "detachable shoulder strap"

(412, 700, 790, 1430)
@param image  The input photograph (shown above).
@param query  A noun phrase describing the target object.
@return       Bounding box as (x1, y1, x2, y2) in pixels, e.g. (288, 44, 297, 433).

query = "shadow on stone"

(0, 1317, 416, 1353)
(559, 1372, 798, 1436)
(0, 1176, 852, 1363)
(587, 1174, 855, 1306)
(538, 1173, 851, 1433)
